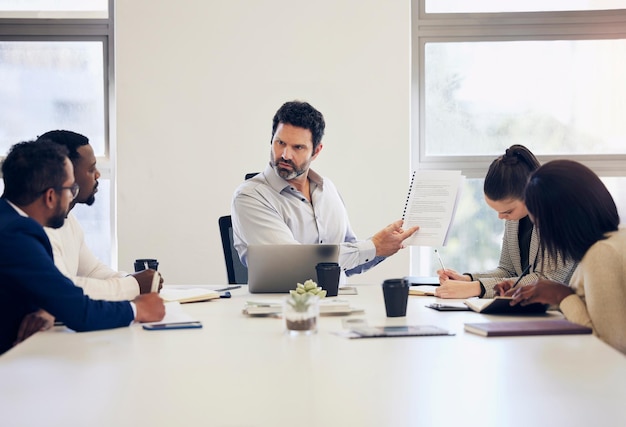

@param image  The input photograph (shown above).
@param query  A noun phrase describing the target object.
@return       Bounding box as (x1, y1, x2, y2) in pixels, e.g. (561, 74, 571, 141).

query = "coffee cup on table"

(315, 262, 341, 297)
(134, 258, 159, 272)
(382, 278, 409, 317)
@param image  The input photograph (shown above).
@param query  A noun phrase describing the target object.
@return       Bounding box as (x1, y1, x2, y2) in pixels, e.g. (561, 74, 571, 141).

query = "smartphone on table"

(142, 321, 203, 330)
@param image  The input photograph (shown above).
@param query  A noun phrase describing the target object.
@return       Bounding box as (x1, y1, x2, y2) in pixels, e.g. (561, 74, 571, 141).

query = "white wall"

(115, 0, 412, 285)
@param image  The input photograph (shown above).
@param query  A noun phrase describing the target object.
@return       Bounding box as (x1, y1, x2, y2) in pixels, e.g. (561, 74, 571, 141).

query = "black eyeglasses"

(55, 182, 80, 200)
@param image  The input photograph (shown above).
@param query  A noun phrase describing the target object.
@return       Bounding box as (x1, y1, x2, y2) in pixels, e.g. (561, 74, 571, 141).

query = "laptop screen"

(247, 244, 339, 293)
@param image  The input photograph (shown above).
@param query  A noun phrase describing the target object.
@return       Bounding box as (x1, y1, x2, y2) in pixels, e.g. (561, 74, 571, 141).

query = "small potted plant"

(284, 280, 325, 335)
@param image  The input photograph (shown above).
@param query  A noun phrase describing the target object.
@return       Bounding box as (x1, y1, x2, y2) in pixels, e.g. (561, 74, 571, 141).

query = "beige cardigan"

(561, 227, 626, 354)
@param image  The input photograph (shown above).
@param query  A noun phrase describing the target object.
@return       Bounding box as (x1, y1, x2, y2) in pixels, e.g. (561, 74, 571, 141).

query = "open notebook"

(464, 297, 547, 314)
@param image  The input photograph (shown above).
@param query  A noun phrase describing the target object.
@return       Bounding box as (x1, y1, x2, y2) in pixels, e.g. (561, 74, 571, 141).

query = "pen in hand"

(508, 263, 533, 292)
(434, 249, 446, 272)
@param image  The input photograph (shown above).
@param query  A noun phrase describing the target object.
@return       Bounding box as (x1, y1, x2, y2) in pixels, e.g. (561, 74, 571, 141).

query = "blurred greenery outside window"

(0, 0, 115, 266)
(411, 0, 626, 276)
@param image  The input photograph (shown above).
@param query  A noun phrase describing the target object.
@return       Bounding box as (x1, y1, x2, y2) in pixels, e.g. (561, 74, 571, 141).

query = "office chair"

(218, 215, 248, 284)
(244, 172, 258, 180)
(218, 172, 259, 284)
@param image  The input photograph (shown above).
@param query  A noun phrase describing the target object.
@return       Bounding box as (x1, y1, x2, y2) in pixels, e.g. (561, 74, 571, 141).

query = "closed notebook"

(464, 319, 593, 337)
(159, 288, 220, 304)
(464, 297, 547, 314)
(409, 285, 437, 296)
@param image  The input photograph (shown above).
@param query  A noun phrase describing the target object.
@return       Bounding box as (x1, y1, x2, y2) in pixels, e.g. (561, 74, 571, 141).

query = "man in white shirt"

(232, 101, 419, 277)
(37, 130, 160, 301)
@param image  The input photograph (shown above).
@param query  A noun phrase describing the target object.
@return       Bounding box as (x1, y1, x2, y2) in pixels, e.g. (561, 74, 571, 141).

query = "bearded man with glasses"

(0, 140, 165, 354)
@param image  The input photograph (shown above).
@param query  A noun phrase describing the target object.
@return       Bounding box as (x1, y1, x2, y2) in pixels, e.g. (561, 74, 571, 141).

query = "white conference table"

(1, 284, 625, 427)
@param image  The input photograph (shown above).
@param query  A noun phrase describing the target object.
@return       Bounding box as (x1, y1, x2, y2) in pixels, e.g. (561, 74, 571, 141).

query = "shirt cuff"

(129, 301, 137, 324)
(358, 239, 377, 265)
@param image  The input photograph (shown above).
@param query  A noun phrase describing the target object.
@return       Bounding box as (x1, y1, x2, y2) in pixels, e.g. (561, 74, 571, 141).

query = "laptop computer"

(247, 244, 340, 293)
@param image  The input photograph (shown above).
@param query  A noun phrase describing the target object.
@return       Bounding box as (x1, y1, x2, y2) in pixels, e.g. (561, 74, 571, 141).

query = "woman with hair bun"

(435, 145, 577, 299)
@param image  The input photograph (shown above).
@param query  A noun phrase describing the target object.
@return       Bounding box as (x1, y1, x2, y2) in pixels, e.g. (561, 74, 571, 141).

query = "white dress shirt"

(231, 164, 383, 276)
(45, 213, 140, 301)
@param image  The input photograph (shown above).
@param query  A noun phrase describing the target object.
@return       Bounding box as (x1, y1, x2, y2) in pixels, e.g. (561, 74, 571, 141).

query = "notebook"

(159, 287, 220, 304)
(464, 319, 593, 337)
(247, 244, 339, 293)
(464, 297, 548, 314)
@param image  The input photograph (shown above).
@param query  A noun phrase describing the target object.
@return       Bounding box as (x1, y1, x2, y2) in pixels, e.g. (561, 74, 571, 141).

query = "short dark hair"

(271, 101, 325, 150)
(484, 144, 540, 201)
(36, 130, 89, 163)
(525, 160, 620, 263)
(1, 140, 69, 206)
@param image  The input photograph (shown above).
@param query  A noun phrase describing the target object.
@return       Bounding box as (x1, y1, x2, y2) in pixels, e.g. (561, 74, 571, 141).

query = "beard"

(46, 198, 68, 229)
(47, 213, 65, 229)
(270, 154, 310, 181)
(84, 193, 96, 206)
(47, 210, 66, 229)
(82, 182, 98, 206)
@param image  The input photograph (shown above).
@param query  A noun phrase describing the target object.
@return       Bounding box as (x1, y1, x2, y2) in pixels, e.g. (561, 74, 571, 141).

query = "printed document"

(402, 170, 463, 247)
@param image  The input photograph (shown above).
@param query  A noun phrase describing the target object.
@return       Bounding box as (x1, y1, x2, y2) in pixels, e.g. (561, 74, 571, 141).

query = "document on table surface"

(402, 170, 464, 247)
(242, 299, 359, 316)
(142, 301, 194, 326)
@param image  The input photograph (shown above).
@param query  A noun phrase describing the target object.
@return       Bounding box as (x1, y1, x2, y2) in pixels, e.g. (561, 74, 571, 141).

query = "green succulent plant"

(287, 279, 326, 312)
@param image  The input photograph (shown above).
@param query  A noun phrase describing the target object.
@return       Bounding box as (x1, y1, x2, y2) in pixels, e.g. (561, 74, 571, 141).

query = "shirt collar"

(5, 199, 29, 217)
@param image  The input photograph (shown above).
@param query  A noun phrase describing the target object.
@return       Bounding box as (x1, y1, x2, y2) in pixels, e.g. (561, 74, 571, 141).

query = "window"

(411, 0, 626, 275)
(0, 0, 115, 266)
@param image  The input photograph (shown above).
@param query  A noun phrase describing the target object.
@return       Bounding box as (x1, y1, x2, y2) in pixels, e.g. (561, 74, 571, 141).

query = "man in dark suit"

(0, 140, 165, 354)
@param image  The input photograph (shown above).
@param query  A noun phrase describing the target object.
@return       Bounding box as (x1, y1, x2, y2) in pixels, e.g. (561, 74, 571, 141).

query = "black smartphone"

(142, 321, 203, 330)
(426, 303, 470, 312)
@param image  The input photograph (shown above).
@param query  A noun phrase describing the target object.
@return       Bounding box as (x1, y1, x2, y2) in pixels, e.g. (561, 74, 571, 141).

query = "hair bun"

(502, 148, 519, 165)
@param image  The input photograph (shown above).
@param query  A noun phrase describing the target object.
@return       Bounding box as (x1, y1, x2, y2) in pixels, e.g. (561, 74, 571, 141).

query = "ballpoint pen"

(214, 285, 242, 292)
(434, 249, 446, 271)
(509, 263, 532, 291)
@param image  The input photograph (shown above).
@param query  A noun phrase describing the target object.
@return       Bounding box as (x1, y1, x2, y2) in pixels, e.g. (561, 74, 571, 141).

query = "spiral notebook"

(401, 170, 464, 246)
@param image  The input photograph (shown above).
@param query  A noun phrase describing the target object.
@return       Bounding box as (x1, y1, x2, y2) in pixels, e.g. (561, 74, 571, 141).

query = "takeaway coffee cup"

(315, 262, 341, 297)
(382, 278, 409, 317)
(134, 258, 159, 272)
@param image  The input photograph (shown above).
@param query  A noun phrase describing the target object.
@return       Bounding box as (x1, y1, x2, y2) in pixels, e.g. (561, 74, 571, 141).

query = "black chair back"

(218, 215, 248, 284)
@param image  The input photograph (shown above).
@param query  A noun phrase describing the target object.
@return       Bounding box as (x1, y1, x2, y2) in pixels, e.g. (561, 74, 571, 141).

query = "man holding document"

(231, 100, 418, 276)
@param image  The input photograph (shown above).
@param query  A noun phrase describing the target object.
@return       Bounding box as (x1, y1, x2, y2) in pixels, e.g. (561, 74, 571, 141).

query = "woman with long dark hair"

(510, 160, 625, 354)
(436, 145, 577, 299)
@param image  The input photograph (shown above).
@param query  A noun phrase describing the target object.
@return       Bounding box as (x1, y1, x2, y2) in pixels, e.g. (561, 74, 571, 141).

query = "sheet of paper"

(402, 170, 464, 247)
(142, 301, 194, 325)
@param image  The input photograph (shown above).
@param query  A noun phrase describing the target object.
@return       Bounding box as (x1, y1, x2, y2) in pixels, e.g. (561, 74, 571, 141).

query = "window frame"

(410, 1, 626, 275)
(411, 1, 626, 179)
(0, 0, 117, 266)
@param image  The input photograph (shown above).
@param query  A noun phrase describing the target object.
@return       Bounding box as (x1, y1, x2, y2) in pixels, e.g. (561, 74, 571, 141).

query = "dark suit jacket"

(0, 198, 134, 354)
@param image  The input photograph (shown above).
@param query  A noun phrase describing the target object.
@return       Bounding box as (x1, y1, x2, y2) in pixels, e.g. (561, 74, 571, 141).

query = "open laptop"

(247, 244, 340, 293)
